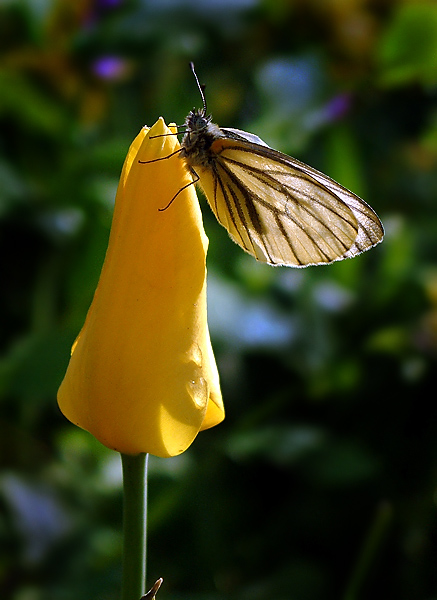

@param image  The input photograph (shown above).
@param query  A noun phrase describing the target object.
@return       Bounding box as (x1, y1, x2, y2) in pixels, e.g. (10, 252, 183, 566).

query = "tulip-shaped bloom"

(58, 118, 224, 457)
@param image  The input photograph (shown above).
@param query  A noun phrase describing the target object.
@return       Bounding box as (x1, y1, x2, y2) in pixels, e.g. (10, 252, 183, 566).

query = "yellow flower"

(57, 118, 224, 457)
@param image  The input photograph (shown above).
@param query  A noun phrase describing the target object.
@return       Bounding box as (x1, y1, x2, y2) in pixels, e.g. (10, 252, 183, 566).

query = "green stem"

(121, 453, 149, 600)
(343, 501, 392, 600)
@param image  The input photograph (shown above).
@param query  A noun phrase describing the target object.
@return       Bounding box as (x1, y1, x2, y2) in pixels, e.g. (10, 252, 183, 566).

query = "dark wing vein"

(212, 162, 275, 262)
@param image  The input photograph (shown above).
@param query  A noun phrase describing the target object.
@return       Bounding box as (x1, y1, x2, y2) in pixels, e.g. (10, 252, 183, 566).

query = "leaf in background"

(0, 69, 66, 135)
(376, 3, 437, 87)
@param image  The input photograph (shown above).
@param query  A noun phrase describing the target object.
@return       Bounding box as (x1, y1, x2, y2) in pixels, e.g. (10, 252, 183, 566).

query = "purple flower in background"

(92, 55, 131, 81)
(95, 0, 123, 11)
(324, 93, 352, 121)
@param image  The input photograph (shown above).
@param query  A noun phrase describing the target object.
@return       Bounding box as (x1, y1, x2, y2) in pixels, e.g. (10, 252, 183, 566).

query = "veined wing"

(196, 138, 384, 267)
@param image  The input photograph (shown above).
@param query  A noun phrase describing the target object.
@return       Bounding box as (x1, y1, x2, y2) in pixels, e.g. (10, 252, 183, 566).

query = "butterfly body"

(180, 106, 383, 267)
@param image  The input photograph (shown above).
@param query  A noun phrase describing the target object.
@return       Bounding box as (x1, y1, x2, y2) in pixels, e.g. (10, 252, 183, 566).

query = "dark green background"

(1, 1, 437, 599)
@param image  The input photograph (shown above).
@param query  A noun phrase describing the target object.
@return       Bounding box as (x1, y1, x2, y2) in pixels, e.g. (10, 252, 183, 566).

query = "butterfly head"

(181, 109, 223, 167)
(181, 64, 221, 158)
(185, 109, 211, 134)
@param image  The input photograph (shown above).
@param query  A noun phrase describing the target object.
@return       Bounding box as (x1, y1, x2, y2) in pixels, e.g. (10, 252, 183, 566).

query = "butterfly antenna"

(190, 62, 207, 116)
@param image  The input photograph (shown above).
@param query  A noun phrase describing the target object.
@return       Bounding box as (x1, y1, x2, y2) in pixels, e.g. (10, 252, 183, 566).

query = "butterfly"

(147, 63, 384, 268)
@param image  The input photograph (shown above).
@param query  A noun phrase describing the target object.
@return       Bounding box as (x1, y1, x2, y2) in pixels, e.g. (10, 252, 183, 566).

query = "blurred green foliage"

(1, 0, 437, 599)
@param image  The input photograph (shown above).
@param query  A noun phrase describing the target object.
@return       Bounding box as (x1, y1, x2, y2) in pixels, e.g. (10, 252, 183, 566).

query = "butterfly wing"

(194, 137, 383, 267)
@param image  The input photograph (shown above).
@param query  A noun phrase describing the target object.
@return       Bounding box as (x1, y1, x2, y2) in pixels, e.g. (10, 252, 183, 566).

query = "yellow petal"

(58, 118, 224, 457)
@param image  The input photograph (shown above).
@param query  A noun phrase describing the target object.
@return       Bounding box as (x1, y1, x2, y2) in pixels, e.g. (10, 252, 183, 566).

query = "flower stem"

(342, 501, 392, 600)
(121, 453, 149, 600)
